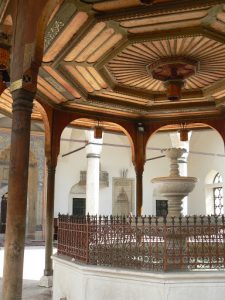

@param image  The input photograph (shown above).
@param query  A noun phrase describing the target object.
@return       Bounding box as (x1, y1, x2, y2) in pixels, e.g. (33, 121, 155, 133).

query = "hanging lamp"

(94, 120, 103, 139)
(179, 123, 189, 142)
(147, 57, 198, 101)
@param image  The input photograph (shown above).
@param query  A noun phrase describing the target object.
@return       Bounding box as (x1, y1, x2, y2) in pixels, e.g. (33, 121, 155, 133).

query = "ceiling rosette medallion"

(147, 57, 199, 100)
(105, 35, 225, 101)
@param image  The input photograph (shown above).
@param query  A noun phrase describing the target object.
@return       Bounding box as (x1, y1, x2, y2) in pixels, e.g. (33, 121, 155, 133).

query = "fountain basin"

(151, 176, 197, 196)
(151, 148, 198, 217)
(152, 176, 197, 217)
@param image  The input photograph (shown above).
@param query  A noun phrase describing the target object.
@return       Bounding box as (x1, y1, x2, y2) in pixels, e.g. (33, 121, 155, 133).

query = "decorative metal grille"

(213, 187, 224, 215)
(57, 215, 225, 272)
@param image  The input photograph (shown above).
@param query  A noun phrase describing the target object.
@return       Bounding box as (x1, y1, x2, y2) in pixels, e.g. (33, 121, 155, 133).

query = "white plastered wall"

(54, 127, 87, 215)
(188, 129, 225, 215)
(54, 126, 225, 217)
(143, 132, 172, 215)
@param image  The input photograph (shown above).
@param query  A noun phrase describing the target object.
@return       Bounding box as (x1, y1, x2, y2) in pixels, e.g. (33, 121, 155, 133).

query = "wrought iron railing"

(57, 214, 225, 272)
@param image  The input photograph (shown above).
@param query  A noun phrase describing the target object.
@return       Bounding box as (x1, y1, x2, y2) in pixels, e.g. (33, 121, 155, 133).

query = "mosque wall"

(54, 127, 225, 217)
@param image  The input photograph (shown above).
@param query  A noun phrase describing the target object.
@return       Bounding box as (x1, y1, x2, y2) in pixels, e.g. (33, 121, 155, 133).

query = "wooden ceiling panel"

(125, 19, 202, 34)
(86, 67, 108, 89)
(87, 33, 123, 63)
(120, 9, 208, 29)
(62, 64, 108, 93)
(64, 99, 138, 118)
(38, 76, 66, 103)
(212, 89, 225, 99)
(64, 65, 95, 93)
(76, 66, 102, 90)
(76, 27, 115, 62)
(99, 91, 152, 105)
(43, 66, 81, 98)
(93, 0, 141, 12)
(43, 12, 89, 62)
(64, 22, 107, 62)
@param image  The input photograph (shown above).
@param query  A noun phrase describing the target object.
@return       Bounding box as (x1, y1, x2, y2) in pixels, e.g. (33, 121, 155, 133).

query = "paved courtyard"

(0, 246, 53, 299)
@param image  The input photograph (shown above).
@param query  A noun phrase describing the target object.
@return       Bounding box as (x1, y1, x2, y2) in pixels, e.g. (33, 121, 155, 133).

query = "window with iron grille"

(213, 173, 224, 215)
(213, 187, 224, 215)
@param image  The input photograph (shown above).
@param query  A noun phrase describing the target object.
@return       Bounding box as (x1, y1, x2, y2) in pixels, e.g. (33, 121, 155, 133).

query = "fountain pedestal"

(152, 148, 197, 217)
(152, 150, 197, 270)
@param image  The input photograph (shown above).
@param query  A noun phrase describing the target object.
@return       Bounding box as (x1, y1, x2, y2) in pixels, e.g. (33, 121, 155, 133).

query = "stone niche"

(112, 177, 135, 215)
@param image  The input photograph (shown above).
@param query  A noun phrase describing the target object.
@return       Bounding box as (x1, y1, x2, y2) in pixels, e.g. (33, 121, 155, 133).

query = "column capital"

(11, 89, 35, 113)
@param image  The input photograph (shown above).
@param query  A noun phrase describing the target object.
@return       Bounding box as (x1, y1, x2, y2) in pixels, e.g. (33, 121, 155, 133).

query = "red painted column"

(2, 89, 34, 300)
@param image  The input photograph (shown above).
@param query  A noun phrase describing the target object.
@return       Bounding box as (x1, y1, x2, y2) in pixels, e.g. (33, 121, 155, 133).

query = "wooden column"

(136, 169, 143, 216)
(2, 89, 34, 300)
(44, 162, 56, 277)
(134, 124, 146, 216)
(40, 108, 61, 287)
(39, 157, 57, 287)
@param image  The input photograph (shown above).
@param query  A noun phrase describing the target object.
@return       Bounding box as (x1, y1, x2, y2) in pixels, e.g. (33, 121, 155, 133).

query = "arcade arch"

(54, 118, 136, 216)
(143, 123, 225, 216)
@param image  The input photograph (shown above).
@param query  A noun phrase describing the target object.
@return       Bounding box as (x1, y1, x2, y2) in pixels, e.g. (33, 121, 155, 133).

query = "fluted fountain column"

(165, 148, 186, 216)
(170, 132, 192, 215)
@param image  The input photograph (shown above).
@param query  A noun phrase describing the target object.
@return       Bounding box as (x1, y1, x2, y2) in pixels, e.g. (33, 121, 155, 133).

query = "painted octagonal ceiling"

(106, 36, 225, 92)
(2, 0, 225, 123)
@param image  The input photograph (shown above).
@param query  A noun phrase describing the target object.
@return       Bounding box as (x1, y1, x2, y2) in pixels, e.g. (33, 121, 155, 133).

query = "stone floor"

(0, 246, 53, 299)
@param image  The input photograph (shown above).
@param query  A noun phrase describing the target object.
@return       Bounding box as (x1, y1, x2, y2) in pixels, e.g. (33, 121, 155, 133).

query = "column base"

(39, 275, 53, 288)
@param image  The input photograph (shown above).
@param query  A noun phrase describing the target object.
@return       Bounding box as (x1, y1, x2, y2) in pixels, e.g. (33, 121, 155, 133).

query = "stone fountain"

(152, 148, 197, 217)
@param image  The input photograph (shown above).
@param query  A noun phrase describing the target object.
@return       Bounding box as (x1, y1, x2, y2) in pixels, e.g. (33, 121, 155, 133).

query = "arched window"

(213, 172, 223, 184)
(213, 173, 224, 215)
(205, 170, 224, 215)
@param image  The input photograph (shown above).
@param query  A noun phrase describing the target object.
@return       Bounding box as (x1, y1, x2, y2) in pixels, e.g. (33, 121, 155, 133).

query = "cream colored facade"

(54, 126, 225, 217)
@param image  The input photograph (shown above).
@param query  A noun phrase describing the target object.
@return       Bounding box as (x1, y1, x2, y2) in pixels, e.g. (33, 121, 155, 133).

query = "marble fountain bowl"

(151, 176, 197, 196)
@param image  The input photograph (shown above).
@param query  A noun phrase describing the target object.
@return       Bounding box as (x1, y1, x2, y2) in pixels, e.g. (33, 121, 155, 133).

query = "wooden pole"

(2, 89, 34, 300)
(44, 163, 56, 277)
